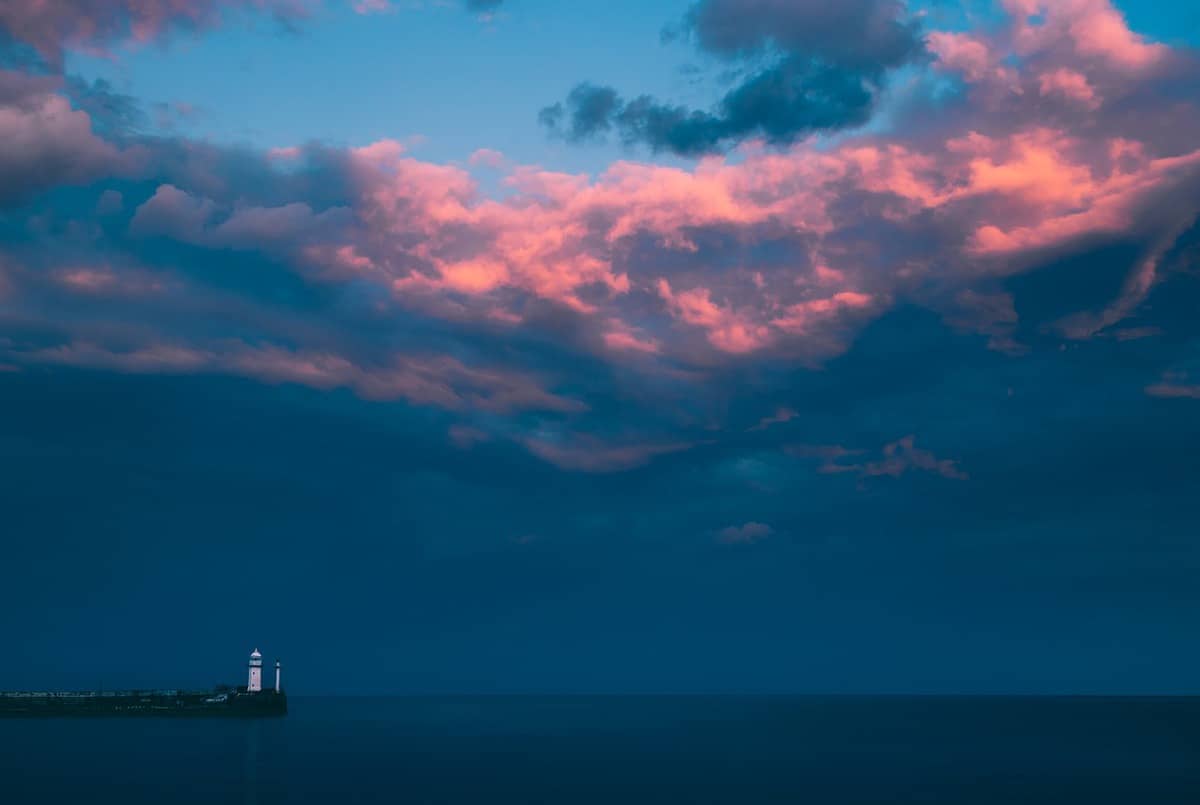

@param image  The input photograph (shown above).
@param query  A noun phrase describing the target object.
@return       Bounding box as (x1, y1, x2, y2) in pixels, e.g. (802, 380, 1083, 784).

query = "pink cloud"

(788, 438, 967, 482)
(716, 522, 773, 545)
(468, 148, 507, 169)
(9, 340, 584, 416)
(813, 266, 845, 285)
(352, 0, 390, 13)
(862, 436, 969, 481)
(771, 292, 873, 336)
(657, 279, 770, 354)
(278, 110, 1198, 368)
(521, 435, 690, 473)
(1061, 1, 1166, 70)
(267, 146, 302, 161)
(12, 23, 1193, 388)
(54, 266, 166, 296)
(448, 424, 490, 449)
(785, 444, 867, 474)
(301, 243, 377, 280)
(1146, 374, 1200, 399)
(1038, 68, 1101, 109)
(749, 407, 797, 432)
(26, 341, 213, 374)
(0, 71, 122, 204)
(1004, 0, 1166, 71)
(0, 1, 313, 63)
(959, 132, 1200, 259)
(602, 320, 661, 355)
(0, 0, 1195, 438)
(1146, 383, 1200, 399)
(927, 31, 1004, 84)
(1053, 248, 1172, 340)
(421, 258, 510, 294)
(233, 348, 588, 414)
(271, 26, 1198, 363)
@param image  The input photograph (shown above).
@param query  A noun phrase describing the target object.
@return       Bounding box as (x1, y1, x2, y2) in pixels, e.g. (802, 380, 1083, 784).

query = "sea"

(3, 696, 1200, 804)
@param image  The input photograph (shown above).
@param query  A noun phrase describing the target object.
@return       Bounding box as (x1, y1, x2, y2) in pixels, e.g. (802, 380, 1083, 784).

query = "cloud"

(1146, 382, 1200, 399)
(448, 424, 490, 449)
(538, 84, 620, 144)
(945, 289, 1024, 355)
(1, 0, 1198, 477)
(749, 407, 797, 431)
(602, 319, 660, 355)
(543, 63, 880, 156)
(540, 0, 923, 155)
(63, 77, 147, 135)
(0, 70, 123, 206)
(657, 278, 770, 354)
(862, 436, 969, 481)
(12, 340, 584, 415)
(468, 148, 508, 169)
(788, 437, 967, 482)
(352, 0, 391, 13)
(1038, 68, 1101, 109)
(1146, 372, 1200, 399)
(53, 265, 166, 297)
(7, 42, 1198, 360)
(682, 0, 919, 66)
(0, 1, 313, 66)
(716, 522, 773, 544)
(521, 435, 691, 473)
(1003, 0, 1166, 72)
(0, 0, 498, 68)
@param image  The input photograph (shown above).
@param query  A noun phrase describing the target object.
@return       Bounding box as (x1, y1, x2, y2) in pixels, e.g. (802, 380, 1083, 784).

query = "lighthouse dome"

(250, 649, 262, 658)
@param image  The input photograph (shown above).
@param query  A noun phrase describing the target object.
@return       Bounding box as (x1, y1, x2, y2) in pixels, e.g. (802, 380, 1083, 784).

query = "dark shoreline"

(0, 689, 287, 718)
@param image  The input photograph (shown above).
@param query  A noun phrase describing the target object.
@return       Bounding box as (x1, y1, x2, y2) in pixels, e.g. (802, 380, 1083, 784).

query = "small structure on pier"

(247, 649, 263, 693)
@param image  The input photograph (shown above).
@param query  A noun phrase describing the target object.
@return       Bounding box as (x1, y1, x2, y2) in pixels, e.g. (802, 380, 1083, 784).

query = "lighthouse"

(247, 649, 263, 693)
(274, 660, 282, 693)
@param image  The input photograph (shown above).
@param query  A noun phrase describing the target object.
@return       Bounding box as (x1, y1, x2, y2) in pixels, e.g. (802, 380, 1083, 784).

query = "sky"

(1, 0, 1200, 695)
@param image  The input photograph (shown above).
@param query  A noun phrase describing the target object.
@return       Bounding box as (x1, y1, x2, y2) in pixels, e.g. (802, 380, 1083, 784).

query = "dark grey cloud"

(0, 70, 120, 207)
(64, 76, 146, 135)
(685, 0, 920, 67)
(537, 83, 620, 143)
(540, 0, 922, 155)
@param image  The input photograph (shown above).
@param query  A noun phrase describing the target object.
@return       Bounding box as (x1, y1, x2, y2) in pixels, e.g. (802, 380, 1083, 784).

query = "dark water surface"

(4, 696, 1200, 804)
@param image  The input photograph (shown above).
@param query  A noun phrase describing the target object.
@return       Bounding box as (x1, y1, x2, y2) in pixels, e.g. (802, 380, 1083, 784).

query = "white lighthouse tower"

(247, 649, 263, 693)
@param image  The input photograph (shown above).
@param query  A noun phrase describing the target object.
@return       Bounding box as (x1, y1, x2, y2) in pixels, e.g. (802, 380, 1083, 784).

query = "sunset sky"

(3, 0, 1200, 694)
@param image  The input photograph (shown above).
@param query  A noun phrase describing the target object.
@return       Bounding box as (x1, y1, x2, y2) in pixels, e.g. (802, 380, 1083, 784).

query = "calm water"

(4, 696, 1200, 804)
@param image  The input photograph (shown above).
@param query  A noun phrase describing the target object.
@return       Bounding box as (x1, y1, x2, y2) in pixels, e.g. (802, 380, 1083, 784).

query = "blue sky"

(66, 1, 709, 172)
(62, 0, 1200, 173)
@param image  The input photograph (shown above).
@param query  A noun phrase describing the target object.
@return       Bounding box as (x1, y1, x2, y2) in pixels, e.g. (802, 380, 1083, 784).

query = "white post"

(274, 660, 281, 693)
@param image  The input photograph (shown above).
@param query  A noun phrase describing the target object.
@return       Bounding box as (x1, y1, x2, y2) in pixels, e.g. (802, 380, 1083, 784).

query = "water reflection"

(243, 719, 260, 805)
